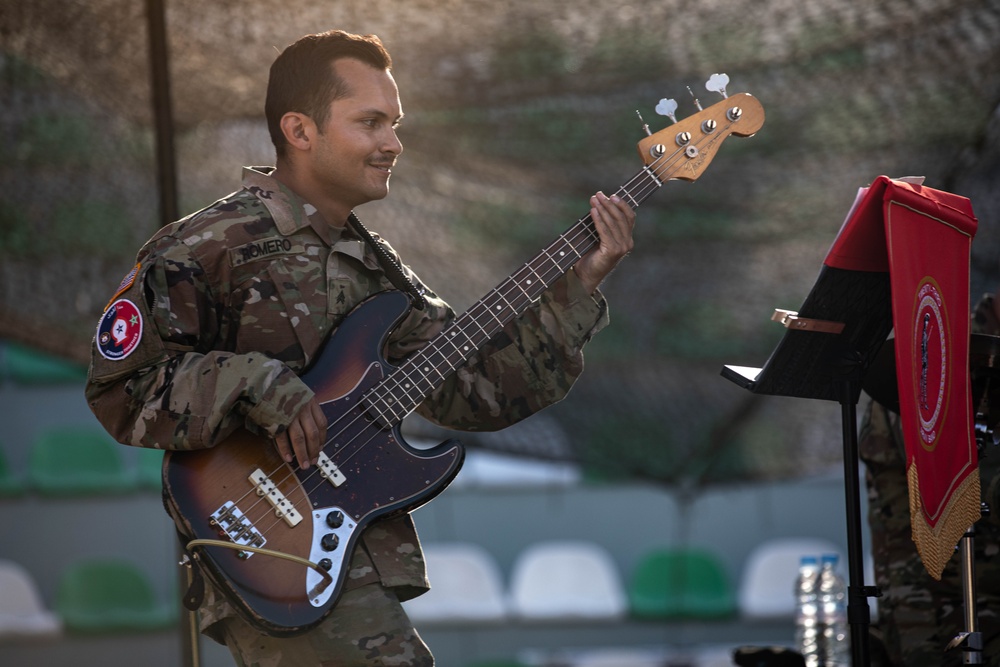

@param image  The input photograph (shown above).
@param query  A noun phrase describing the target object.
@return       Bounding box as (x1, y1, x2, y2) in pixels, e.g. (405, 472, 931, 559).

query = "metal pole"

(840, 381, 873, 667)
(145, 0, 179, 228)
(144, 2, 193, 665)
(945, 525, 984, 663)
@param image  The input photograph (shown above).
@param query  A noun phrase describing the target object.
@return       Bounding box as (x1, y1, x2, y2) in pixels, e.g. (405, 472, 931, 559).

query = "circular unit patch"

(911, 279, 949, 451)
(97, 298, 144, 361)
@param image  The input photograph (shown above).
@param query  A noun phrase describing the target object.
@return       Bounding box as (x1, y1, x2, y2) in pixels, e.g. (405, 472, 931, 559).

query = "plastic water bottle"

(816, 553, 849, 666)
(794, 555, 821, 666)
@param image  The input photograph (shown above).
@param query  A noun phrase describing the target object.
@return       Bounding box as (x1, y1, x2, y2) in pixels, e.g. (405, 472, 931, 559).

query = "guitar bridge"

(209, 501, 266, 557)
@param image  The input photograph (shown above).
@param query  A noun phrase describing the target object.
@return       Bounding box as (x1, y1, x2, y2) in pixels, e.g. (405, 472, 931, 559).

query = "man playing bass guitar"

(85, 29, 635, 666)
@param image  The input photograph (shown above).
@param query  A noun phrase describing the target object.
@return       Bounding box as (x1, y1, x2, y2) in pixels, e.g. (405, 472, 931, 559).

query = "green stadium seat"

(28, 426, 135, 495)
(2, 343, 87, 385)
(135, 446, 165, 491)
(0, 446, 25, 496)
(628, 547, 736, 620)
(55, 559, 177, 633)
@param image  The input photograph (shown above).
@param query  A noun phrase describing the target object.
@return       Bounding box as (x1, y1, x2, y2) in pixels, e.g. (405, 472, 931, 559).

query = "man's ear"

(279, 112, 315, 152)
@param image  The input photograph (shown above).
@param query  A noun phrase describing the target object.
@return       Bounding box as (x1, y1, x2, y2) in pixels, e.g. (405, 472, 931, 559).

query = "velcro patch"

(230, 237, 304, 267)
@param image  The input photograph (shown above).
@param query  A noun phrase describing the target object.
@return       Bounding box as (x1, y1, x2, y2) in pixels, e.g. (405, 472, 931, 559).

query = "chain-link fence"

(3, 0, 999, 484)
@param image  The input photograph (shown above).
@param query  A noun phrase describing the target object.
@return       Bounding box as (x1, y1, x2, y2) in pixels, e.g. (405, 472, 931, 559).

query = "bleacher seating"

(628, 547, 736, 620)
(736, 537, 842, 619)
(28, 426, 136, 496)
(0, 446, 24, 497)
(0, 559, 62, 639)
(403, 542, 508, 624)
(0, 344, 86, 385)
(55, 558, 177, 634)
(135, 446, 165, 491)
(508, 540, 627, 621)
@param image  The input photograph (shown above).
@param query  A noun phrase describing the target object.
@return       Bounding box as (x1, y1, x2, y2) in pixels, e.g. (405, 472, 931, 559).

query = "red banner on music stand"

(827, 176, 979, 579)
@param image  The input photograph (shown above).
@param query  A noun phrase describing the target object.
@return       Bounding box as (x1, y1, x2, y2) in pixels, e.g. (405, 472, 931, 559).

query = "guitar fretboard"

(359, 167, 661, 425)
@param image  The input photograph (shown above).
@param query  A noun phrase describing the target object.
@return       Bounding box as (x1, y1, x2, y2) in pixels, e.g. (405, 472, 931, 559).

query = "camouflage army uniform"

(861, 295, 1000, 666)
(85, 166, 609, 665)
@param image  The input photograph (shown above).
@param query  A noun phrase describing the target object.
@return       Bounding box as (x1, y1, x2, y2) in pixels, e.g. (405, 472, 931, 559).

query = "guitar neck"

(366, 168, 661, 422)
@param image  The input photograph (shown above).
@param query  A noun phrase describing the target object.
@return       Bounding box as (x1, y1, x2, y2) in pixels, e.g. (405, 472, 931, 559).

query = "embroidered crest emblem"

(911, 278, 949, 450)
(97, 299, 143, 361)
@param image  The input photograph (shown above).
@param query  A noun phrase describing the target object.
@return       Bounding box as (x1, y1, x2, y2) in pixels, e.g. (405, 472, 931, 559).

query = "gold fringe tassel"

(907, 463, 981, 580)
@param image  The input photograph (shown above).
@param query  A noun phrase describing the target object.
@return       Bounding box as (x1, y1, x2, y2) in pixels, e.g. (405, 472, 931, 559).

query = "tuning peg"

(655, 98, 678, 124)
(706, 73, 730, 99)
(636, 110, 653, 136)
(687, 86, 703, 111)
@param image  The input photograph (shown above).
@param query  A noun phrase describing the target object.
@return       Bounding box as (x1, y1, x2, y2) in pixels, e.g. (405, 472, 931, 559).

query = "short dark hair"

(265, 30, 393, 157)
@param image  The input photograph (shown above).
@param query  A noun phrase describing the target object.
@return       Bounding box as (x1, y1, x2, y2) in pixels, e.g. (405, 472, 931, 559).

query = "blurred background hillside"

(2, 0, 1000, 499)
(2, 1, 1000, 665)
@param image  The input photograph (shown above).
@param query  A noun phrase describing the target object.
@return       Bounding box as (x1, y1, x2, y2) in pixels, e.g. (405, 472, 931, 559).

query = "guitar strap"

(348, 212, 427, 311)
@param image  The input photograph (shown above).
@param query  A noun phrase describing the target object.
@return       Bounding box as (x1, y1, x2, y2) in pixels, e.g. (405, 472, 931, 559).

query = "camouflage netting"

(2, 0, 999, 485)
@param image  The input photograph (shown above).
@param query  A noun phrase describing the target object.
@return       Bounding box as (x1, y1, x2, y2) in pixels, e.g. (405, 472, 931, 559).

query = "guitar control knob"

(326, 510, 345, 529)
(321, 533, 340, 551)
(319, 558, 333, 571)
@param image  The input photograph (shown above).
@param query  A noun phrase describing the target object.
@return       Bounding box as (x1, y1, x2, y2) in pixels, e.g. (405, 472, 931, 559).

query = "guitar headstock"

(636, 74, 764, 184)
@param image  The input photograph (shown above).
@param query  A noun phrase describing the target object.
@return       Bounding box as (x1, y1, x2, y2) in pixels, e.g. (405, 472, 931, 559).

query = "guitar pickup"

(249, 469, 303, 527)
(317, 452, 347, 487)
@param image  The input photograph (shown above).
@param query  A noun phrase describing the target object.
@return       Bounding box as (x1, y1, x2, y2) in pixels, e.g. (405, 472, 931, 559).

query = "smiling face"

(305, 58, 404, 218)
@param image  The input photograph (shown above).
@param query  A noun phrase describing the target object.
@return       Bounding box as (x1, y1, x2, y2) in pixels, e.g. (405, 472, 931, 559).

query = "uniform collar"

(242, 166, 341, 242)
(241, 166, 379, 270)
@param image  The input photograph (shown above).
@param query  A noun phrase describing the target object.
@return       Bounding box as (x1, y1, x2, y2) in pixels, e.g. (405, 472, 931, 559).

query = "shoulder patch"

(105, 263, 141, 311)
(229, 237, 304, 267)
(96, 299, 144, 361)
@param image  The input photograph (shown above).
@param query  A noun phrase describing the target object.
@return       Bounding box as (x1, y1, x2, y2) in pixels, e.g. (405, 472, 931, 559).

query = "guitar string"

(301, 133, 686, 454)
(231, 133, 694, 537)
(224, 139, 681, 537)
(304, 119, 725, 457)
(233, 118, 732, 539)
(224, 170, 656, 536)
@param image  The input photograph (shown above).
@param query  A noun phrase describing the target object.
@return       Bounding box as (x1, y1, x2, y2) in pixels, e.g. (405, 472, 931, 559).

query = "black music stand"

(722, 263, 894, 667)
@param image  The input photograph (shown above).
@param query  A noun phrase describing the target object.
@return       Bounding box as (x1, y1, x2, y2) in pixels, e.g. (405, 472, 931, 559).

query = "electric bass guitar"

(162, 80, 765, 635)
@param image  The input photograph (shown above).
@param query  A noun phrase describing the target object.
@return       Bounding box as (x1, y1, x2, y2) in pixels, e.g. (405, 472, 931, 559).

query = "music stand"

(722, 263, 894, 667)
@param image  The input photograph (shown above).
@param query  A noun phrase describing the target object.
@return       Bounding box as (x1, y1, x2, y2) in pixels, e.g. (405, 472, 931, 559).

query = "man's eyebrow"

(358, 108, 404, 123)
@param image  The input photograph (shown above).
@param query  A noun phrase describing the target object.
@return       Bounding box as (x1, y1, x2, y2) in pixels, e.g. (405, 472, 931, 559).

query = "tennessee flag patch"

(97, 299, 144, 361)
